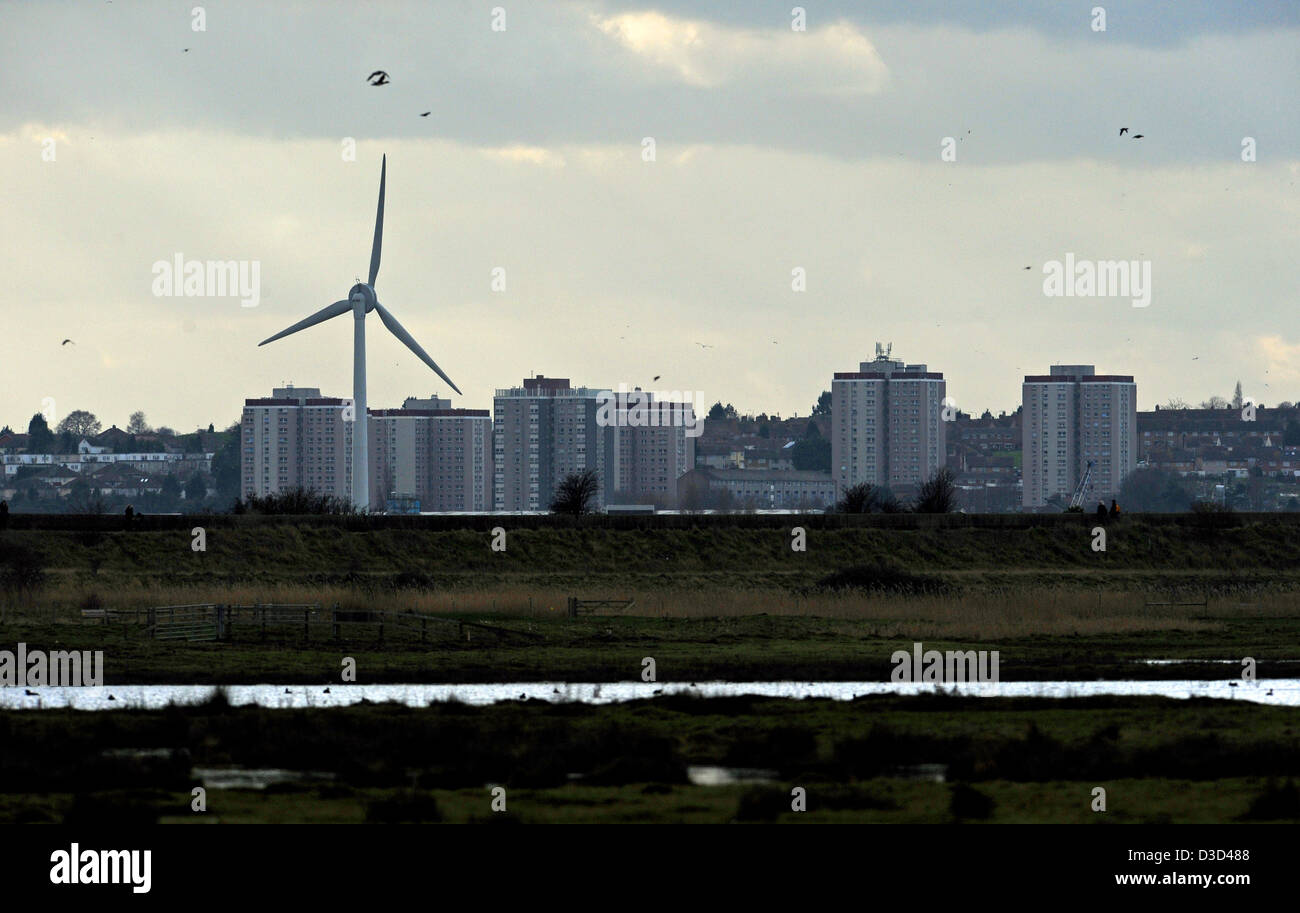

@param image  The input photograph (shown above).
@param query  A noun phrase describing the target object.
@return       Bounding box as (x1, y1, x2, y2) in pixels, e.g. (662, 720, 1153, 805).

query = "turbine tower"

(258, 155, 460, 511)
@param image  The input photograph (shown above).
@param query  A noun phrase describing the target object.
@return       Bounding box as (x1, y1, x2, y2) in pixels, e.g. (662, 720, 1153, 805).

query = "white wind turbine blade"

(373, 301, 462, 395)
(368, 154, 385, 287)
(258, 300, 352, 346)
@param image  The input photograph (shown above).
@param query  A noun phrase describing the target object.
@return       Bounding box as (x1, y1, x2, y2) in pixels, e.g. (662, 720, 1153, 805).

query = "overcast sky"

(2, 0, 1297, 433)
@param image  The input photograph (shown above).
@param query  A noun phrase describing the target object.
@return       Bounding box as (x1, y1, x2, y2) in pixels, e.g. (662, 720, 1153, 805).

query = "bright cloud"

(590, 11, 889, 94)
(482, 146, 566, 168)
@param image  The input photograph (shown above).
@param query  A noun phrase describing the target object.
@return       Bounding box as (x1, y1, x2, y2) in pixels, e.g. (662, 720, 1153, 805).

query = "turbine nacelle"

(348, 283, 378, 313)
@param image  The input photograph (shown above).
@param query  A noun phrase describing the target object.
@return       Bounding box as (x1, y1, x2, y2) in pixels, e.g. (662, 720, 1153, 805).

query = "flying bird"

(1119, 127, 1128, 136)
(366, 70, 390, 86)
(1133, 134, 1144, 139)
(695, 342, 713, 349)
(183, 48, 189, 53)
(420, 111, 430, 117)
(653, 375, 661, 381)
(61, 339, 74, 345)
(1024, 266, 1031, 270)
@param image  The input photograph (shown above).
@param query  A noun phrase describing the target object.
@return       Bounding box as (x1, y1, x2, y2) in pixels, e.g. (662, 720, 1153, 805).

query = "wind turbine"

(258, 155, 460, 511)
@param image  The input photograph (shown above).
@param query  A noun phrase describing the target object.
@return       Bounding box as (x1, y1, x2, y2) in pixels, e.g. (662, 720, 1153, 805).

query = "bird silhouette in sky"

(653, 375, 661, 381)
(695, 342, 713, 349)
(420, 111, 431, 117)
(61, 339, 74, 346)
(1119, 127, 1128, 136)
(1133, 134, 1145, 139)
(367, 71, 390, 86)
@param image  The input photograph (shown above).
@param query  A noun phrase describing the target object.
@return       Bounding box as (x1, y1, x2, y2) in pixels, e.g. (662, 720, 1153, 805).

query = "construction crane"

(1068, 460, 1096, 509)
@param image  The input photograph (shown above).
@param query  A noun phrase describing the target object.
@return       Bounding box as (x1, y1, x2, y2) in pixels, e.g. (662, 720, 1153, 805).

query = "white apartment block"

(493, 376, 609, 511)
(369, 396, 492, 511)
(241, 386, 352, 500)
(832, 349, 947, 497)
(1022, 365, 1137, 509)
(242, 387, 494, 510)
(604, 392, 696, 507)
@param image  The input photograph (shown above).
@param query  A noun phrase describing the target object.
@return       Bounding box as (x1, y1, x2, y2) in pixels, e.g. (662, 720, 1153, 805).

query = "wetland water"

(2, 678, 1298, 710)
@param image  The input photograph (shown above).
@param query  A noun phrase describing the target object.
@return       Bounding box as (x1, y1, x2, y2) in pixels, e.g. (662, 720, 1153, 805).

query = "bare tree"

(836, 482, 901, 513)
(913, 467, 959, 513)
(550, 469, 600, 515)
(127, 410, 152, 435)
(837, 483, 875, 513)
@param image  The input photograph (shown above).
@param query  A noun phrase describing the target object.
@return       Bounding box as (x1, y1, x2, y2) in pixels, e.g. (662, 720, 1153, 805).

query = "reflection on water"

(1138, 659, 1300, 665)
(1, 678, 1297, 710)
(897, 763, 947, 783)
(687, 766, 778, 786)
(193, 767, 336, 790)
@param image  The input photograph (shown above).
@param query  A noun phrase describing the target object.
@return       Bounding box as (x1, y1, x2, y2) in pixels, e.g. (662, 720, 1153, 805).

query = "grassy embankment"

(1, 518, 1297, 682)
(9, 517, 1300, 596)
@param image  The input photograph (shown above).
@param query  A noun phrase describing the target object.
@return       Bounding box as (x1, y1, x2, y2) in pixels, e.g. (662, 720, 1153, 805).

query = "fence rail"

(567, 597, 636, 618)
(148, 605, 227, 642)
(100, 603, 542, 645)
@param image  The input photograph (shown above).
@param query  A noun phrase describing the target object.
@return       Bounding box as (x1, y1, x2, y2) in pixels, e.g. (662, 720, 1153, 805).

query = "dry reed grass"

(6, 580, 1294, 639)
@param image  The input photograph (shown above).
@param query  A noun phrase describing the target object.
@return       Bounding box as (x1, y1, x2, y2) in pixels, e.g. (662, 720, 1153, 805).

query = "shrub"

(1240, 779, 1300, 821)
(950, 783, 995, 821)
(366, 792, 443, 823)
(813, 558, 952, 595)
(836, 483, 901, 514)
(914, 468, 959, 514)
(237, 488, 356, 515)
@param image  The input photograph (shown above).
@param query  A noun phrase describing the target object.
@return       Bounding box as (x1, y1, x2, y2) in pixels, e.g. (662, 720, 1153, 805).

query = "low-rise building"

(677, 468, 834, 511)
